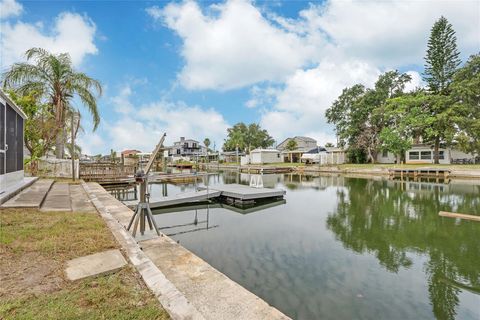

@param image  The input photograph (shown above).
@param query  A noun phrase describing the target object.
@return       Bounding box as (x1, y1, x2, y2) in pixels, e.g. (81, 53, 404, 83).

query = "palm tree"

(2, 48, 102, 159)
(203, 138, 211, 162)
(286, 139, 297, 163)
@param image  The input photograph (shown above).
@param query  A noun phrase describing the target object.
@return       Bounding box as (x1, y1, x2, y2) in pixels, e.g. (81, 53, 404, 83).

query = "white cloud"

(152, 0, 479, 92)
(110, 85, 134, 114)
(77, 132, 105, 156)
(1, 12, 97, 68)
(0, 0, 22, 19)
(78, 86, 230, 154)
(260, 59, 380, 144)
(404, 71, 424, 92)
(151, 0, 318, 90)
(302, 0, 480, 67)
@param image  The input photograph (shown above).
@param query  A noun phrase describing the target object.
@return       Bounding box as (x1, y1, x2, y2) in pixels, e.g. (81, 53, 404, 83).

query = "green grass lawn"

(337, 163, 480, 170)
(0, 209, 169, 320)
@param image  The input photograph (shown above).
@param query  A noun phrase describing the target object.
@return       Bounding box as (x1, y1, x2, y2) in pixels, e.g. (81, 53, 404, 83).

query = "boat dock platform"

(123, 183, 286, 209)
(388, 167, 451, 179)
(239, 166, 294, 174)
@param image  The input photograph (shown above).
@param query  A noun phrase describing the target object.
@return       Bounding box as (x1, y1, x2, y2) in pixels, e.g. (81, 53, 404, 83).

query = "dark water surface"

(113, 172, 480, 319)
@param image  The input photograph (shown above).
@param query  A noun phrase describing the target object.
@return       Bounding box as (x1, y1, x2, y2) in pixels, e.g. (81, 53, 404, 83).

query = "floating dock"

(388, 167, 450, 179)
(239, 166, 293, 174)
(123, 183, 285, 209)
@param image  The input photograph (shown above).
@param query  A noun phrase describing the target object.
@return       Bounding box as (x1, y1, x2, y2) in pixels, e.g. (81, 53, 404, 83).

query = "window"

(421, 151, 432, 160)
(277, 153, 280, 158)
(438, 151, 445, 160)
(409, 151, 419, 160)
(382, 150, 388, 157)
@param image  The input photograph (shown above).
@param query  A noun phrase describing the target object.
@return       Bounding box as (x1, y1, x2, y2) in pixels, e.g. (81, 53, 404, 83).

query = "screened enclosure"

(0, 89, 26, 193)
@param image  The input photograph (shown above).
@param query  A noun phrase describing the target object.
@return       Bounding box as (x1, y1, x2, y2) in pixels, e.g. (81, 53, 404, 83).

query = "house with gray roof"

(277, 136, 317, 162)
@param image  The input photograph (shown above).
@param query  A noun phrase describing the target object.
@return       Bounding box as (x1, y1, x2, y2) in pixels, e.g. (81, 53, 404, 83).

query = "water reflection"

(326, 178, 480, 319)
(106, 173, 480, 320)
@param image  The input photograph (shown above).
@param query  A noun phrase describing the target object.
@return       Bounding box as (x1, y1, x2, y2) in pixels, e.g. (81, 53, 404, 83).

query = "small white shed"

(241, 149, 282, 165)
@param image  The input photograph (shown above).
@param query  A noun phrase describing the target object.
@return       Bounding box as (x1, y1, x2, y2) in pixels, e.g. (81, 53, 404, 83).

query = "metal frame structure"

(127, 133, 166, 236)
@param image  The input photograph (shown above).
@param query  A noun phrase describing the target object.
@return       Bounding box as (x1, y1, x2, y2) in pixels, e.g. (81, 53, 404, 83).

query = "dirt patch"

(0, 252, 64, 298)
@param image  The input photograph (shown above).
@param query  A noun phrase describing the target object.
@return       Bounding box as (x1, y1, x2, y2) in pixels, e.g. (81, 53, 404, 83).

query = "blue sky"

(1, 0, 479, 155)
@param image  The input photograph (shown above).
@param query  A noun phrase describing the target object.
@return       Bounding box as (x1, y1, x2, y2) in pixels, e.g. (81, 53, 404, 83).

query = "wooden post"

(71, 111, 75, 181)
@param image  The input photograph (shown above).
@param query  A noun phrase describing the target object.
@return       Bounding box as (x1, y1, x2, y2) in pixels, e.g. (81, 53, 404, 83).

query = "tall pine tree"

(423, 16, 461, 94)
(422, 17, 461, 163)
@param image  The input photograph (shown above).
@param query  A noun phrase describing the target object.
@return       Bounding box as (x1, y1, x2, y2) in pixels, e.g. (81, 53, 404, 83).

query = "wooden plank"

(439, 211, 480, 222)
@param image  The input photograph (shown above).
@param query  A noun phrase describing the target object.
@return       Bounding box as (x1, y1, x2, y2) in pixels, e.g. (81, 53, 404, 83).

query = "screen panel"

(6, 103, 17, 173)
(0, 102, 4, 150)
(16, 114, 23, 171)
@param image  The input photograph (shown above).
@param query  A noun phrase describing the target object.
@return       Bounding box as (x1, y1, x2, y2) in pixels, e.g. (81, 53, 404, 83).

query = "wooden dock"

(239, 166, 293, 174)
(388, 167, 450, 179)
(123, 184, 285, 209)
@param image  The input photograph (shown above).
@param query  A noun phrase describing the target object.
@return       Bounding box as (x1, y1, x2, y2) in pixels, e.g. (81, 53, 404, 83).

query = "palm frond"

(71, 84, 100, 130)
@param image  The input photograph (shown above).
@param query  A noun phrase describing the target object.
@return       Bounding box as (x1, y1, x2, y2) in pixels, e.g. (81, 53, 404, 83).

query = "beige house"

(277, 136, 317, 163)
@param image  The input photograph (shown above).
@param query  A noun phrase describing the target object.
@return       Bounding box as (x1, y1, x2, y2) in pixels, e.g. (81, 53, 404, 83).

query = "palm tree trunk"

(55, 128, 65, 159)
(54, 98, 65, 159)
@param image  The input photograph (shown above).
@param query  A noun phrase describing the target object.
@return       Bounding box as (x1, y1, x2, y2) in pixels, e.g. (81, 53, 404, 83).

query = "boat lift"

(127, 133, 166, 237)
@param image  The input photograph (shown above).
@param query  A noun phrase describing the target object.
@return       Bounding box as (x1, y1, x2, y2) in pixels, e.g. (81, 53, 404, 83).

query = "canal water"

(110, 172, 480, 320)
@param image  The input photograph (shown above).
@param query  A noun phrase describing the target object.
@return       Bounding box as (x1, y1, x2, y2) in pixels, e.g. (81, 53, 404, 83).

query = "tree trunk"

(434, 136, 440, 164)
(396, 154, 401, 164)
(55, 129, 65, 159)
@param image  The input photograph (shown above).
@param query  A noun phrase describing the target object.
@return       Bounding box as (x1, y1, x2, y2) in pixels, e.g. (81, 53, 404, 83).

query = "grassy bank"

(336, 163, 480, 170)
(207, 162, 480, 170)
(0, 209, 169, 319)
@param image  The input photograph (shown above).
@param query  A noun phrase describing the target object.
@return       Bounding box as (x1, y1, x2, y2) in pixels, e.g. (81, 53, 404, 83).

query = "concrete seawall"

(83, 182, 290, 320)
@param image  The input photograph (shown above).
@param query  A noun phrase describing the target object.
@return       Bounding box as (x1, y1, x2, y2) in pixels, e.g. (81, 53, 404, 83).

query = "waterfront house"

(277, 136, 317, 162)
(169, 137, 206, 161)
(377, 144, 477, 164)
(241, 149, 283, 165)
(0, 89, 27, 194)
(121, 149, 141, 157)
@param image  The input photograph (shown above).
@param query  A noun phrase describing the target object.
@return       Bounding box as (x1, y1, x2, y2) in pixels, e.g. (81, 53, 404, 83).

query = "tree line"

(326, 17, 479, 164)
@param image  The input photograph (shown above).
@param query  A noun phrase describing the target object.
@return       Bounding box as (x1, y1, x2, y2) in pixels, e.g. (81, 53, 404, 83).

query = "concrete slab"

(65, 249, 127, 281)
(124, 189, 222, 209)
(70, 184, 96, 212)
(209, 183, 286, 200)
(141, 237, 289, 320)
(0, 177, 38, 205)
(1, 179, 53, 208)
(40, 182, 71, 211)
(82, 182, 205, 319)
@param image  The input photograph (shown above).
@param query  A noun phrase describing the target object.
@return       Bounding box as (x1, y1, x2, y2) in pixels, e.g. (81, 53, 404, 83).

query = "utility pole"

(71, 111, 76, 181)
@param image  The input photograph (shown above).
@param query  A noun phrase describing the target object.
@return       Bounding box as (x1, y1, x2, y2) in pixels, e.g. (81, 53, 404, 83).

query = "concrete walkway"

(41, 182, 71, 211)
(83, 182, 289, 320)
(1, 179, 53, 208)
(2, 179, 96, 213)
(70, 184, 96, 212)
(0, 177, 38, 205)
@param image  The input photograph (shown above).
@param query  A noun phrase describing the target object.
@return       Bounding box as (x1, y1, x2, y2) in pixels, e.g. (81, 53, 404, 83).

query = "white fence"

(37, 158, 79, 178)
(318, 153, 346, 165)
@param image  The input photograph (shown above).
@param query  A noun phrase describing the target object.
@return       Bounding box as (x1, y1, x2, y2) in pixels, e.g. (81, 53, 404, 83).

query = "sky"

(0, 0, 479, 155)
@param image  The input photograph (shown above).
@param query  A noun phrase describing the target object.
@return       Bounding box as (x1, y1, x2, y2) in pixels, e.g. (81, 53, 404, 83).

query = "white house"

(241, 149, 283, 165)
(377, 144, 476, 164)
(0, 89, 27, 194)
(169, 137, 206, 161)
